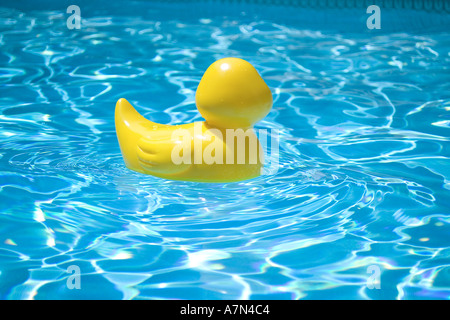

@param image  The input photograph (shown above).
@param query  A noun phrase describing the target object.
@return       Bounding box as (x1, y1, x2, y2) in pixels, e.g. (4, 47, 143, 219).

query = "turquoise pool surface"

(0, 1, 449, 299)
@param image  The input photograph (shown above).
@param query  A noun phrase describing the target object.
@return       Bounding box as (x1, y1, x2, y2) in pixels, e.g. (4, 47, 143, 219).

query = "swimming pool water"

(0, 1, 449, 300)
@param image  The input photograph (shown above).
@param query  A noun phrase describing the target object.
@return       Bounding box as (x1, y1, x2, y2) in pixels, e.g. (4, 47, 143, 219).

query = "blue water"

(1, 1, 449, 300)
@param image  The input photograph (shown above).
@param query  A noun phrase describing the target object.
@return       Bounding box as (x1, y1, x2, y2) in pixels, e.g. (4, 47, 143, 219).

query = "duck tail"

(115, 98, 161, 172)
(115, 98, 146, 127)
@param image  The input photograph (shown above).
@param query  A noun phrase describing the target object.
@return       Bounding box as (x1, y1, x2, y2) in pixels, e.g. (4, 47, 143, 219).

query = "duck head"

(195, 57, 273, 129)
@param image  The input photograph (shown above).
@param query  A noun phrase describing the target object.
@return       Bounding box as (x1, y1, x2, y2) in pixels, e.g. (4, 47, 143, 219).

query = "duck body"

(115, 98, 263, 182)
(115, 57, 272, 183)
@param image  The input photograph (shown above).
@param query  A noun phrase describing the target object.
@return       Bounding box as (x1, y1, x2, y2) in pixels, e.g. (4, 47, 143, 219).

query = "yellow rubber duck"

(115, 57, 273, 182)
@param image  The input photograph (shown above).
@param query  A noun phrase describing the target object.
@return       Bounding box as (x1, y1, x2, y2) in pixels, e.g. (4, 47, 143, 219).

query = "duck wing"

(137, 132, 193, 175)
